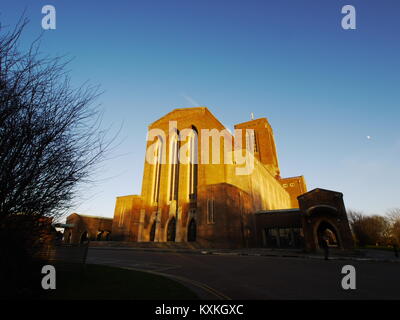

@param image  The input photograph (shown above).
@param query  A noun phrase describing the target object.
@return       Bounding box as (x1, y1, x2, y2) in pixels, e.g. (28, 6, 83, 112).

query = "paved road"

(87, 248, 400, 300)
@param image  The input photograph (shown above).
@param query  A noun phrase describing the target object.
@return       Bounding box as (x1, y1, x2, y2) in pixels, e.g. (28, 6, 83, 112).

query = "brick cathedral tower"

(234, 117, 280, 178)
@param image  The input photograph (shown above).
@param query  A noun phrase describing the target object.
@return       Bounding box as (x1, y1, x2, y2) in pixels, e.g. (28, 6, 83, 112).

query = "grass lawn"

(42, 263, 198, 300)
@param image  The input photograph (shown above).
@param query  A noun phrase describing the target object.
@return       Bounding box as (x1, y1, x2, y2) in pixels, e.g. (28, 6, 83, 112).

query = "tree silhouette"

(0, 18, 110, 298)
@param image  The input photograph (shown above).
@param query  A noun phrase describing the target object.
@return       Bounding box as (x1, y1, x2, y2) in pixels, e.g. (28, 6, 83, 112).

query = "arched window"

(153, 136, 163, 203)
(169, 130, 180, 201)
(189, 126, 198, 200)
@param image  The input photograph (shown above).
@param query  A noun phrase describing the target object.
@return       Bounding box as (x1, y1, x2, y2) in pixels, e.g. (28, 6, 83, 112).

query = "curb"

(89, 246, 400, 263)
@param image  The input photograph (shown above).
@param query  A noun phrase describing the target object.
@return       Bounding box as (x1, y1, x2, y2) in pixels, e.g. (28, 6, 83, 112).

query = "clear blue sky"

(1, 0, 399, 217)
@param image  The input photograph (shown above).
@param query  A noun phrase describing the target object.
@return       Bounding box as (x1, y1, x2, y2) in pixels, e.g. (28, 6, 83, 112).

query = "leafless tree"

(386, 208, 400, 244)
(0, 18, 111, 297)
(386, 208, 400, 223)
(348, 210, 391, 246)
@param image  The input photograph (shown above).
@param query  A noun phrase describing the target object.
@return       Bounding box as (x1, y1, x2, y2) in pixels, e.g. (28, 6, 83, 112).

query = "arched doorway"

(316, 221, 339, 248)
(187, 219, 196, 242)
(167, 217, 176, 242)
(104, 231, 111, 241)
(80, 231, 89, 244)
(65, 231, 71, 244)
(149, 221, 156, 241)
(96, 231, 103, 241)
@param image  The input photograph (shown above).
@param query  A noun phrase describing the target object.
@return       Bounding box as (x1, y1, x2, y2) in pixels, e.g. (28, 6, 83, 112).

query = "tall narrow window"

(153, 136, 163, 203)
(207, 199, 215, 224)
(188, 219, 197, 241)
(169, 130, 180, 201)
(189, 126, 198, 200)
(246, 130, 258, 154)
(149, 222, 156, 241)
(167, 217, 176, 242)
(254, 132, 258, 153)
(118, 203, 125, 227)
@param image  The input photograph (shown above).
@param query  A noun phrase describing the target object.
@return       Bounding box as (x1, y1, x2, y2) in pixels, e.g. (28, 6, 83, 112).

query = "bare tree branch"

(0, 19, 112, 223)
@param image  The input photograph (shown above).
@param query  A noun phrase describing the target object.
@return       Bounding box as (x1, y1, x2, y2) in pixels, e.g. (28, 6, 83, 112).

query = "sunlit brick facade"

(65, 107, 354, 251)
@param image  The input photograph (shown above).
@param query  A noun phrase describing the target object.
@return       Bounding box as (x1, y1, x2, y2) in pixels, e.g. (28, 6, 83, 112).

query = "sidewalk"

(89, 243, 400, 263)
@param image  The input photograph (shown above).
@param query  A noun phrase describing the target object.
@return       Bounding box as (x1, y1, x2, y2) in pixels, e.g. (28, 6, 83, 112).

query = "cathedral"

(64, 107, 354, 251)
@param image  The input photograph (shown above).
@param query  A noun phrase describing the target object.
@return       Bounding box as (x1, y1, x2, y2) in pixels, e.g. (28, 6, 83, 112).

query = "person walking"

(393, 242, 399, 258)
(321, 233, 330, 261)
